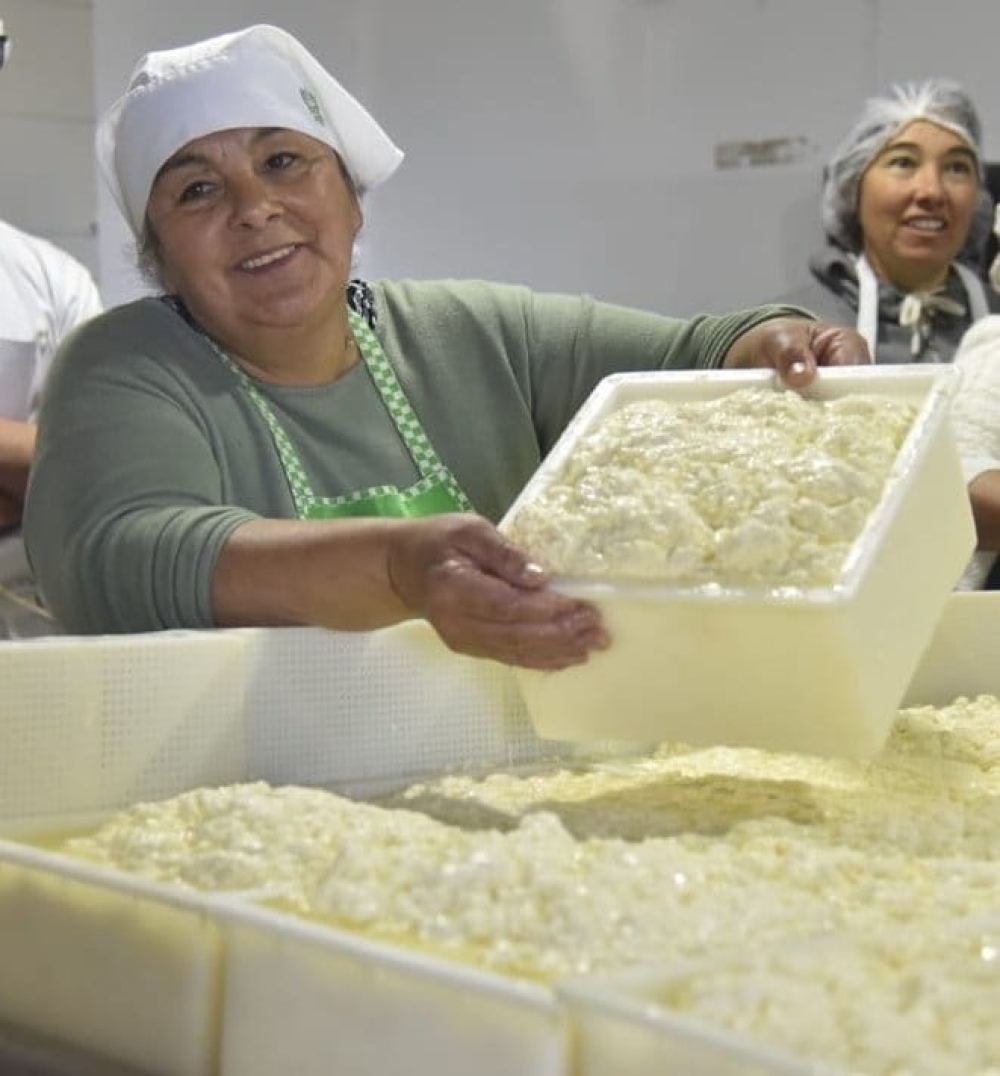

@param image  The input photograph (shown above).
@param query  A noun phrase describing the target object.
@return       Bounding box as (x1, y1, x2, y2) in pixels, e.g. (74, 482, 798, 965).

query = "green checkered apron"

(210, 309, 473, 519)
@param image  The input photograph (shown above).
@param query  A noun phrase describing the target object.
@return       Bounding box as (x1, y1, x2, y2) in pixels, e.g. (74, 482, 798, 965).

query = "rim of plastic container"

(503, 364, 962, 607)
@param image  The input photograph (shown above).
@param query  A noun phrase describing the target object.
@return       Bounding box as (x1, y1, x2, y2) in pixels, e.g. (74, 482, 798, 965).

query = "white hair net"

(97, 24, 404, 239)
(821, 79, 989, 265)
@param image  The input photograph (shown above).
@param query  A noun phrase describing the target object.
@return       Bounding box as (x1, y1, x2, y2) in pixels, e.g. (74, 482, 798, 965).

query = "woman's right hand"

(385, 513, 610, 670)
(214, 513, 609, 669)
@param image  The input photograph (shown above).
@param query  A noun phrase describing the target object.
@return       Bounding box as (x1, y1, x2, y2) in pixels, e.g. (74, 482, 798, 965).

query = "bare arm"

(211, 513, 610, 670)
(968, 471, 1000, 551)
(949, 320, 1000, 556)
(0, 418, 35, 503)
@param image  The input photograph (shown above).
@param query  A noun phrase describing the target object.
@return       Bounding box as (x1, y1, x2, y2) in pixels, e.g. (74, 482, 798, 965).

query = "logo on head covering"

(299, 87, 326, 126)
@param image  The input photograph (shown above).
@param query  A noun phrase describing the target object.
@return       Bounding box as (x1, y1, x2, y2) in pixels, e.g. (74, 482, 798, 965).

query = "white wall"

(78, 0, 1000, 314)
(0, 0, 96, 272)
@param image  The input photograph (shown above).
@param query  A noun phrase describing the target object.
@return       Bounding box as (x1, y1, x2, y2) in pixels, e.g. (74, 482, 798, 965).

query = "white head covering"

(96, 24, 404, 238)
(821, 79, 988, 264)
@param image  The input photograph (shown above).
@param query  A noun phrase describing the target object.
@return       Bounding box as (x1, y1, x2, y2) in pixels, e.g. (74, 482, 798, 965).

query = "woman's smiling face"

(146, 126, 362, 355)
(857, 119, 980, 291)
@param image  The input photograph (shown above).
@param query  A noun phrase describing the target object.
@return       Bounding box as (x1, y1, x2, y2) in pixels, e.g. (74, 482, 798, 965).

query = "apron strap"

(208, 345, 318, 518)
(346, 310, 472, 511)
(203, 301, 473, 518)
(855, 253, 881, 360)
(347, 310, 468, 494)
(855, 253, 990, 361)
(953, 262, 990, 323)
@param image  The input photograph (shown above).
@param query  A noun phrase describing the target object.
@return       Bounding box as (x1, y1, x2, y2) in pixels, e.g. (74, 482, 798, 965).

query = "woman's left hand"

(723, 318, 872, 388)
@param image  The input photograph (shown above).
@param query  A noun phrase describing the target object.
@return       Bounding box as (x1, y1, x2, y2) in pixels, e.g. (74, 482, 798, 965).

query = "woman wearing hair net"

(780, 79, 1000, 363)
(23, 24, 868, 661)
(950, 208, 1000, 589)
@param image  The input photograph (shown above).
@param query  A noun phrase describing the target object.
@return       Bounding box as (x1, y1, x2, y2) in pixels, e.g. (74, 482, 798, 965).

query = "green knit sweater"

(24, 278, 804, 633)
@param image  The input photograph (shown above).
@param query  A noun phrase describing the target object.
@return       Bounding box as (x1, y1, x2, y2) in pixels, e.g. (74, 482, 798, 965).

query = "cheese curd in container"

(501, 366, 974, 756)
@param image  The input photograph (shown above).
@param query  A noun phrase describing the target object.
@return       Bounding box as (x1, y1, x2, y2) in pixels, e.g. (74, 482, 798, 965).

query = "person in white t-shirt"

(951, 213, 1000, 589)
(0, 219, 102, 527)
(0, 15, 102, 529)
(0, 15, 102, 631)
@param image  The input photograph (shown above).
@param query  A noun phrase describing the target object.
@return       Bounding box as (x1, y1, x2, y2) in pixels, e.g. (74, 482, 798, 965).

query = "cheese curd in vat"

(651, 925, 1000, 1075)
(63, 696, 1000, 1004)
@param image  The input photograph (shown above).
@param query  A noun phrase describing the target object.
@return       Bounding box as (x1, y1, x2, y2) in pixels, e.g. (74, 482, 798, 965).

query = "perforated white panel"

(0, 631, 246, 824)
(239, 623, 563, 794)
(0, 622, 570, 825)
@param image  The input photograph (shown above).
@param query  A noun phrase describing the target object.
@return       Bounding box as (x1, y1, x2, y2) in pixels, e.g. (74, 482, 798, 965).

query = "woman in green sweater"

(24, 24, 868, 668)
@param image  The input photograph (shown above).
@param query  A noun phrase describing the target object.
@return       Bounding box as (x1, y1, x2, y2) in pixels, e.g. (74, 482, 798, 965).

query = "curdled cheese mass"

(502, 387, 917, 586)
(652, 923, 1000, 1075)
(58, 694, 1000, 1074)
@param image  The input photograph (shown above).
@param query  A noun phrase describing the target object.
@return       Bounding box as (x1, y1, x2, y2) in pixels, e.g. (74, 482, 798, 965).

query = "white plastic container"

(558, 962, 820, 1076)
(0, 624, 566, 1076)
(502, 367, 975, 757)
(904, 589, 1000, 706)
(0, 595, 996, 1074)
(0, 844, 225, 1076)
(216, 903, 567, 1076)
